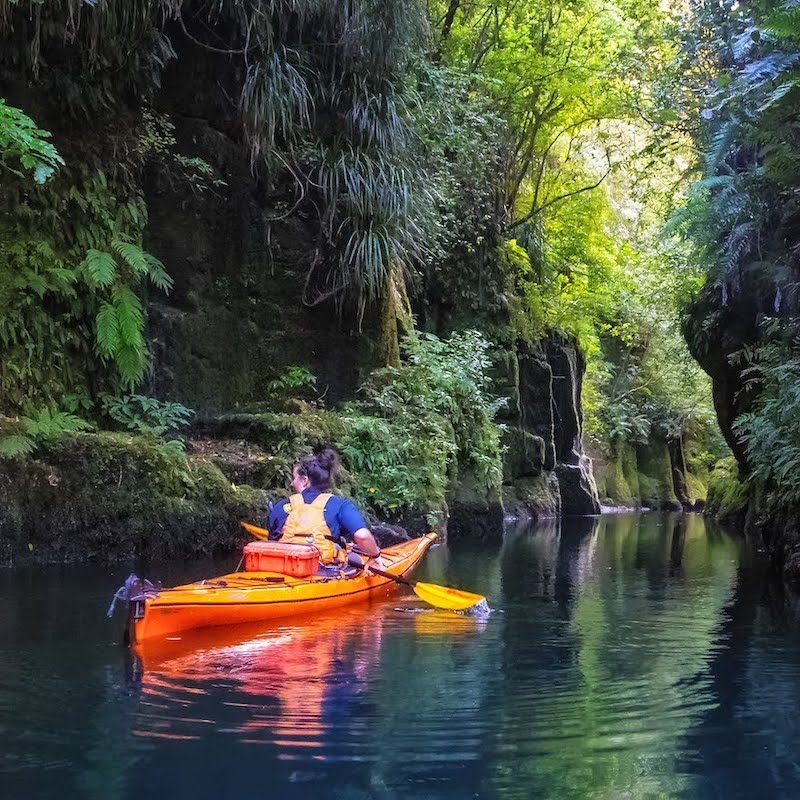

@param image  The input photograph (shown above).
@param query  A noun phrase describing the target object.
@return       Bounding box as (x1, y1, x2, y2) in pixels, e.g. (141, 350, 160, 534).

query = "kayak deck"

(129, 532, 436, 643)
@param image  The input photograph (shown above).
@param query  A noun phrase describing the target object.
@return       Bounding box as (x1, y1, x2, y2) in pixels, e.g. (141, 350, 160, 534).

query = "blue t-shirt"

(267, 488, 367, 543)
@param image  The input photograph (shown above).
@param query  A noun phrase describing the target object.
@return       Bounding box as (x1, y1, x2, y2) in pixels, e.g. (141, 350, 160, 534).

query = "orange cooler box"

(243, 541, 319, 577)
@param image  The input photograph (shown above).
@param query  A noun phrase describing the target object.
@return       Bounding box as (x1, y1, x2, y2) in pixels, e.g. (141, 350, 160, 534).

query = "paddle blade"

(412, 582, 486, 611)
(241, 521, 269, 540)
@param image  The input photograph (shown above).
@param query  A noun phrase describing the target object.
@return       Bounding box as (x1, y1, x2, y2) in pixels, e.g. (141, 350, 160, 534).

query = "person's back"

(268, 448, 383, 572)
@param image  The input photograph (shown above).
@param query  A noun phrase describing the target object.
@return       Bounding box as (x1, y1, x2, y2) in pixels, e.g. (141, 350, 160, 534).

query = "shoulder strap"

(310, 492, 332, 509)
(289, 493, 305, 508)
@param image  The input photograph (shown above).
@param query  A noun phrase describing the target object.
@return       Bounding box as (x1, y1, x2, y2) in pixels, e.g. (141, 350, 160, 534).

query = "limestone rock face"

(503, 334, 600, 521)
(503, 472, 561, 520)
(502, 427, 545, 480)
(555, 458, 601, 515)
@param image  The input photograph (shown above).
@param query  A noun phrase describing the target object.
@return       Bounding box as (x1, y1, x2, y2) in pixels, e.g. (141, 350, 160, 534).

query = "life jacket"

(281, 492, 342, 564)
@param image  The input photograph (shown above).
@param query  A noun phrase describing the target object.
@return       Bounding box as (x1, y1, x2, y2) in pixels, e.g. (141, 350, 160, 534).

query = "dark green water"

(3, 513, 800, 800)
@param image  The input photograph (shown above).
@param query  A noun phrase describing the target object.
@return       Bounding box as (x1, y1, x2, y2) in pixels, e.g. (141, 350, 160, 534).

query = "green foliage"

(0, 98, 63, 182)
(234, 2, 435, 309)
(0, 407, 92, 459)
(99, 394, 193, 437)
(675, 1, 800, 340)
(337, 330, 504, 516)
(266, 366, 317, 399)
(731, 319, 800, 504)
(705, 455, 750, 520)
(134, 108, 225, 193)
(0, 161, 174, 408)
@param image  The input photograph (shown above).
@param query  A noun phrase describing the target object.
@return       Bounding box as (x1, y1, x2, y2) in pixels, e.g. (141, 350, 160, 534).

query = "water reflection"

(4, 514, 800, 800)
(493, 513, 742, 799)
(132, 612, 386, 749)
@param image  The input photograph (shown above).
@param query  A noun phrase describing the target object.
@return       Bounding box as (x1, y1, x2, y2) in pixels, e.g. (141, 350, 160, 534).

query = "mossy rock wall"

(503, 472, 561, 520)
(636, 437, 682, 510)
(0, 432, 265, 563)
(595, 440, 641, 507)
(592, 435, 708, 510)
(500, 334, 600, 520)
(705, 456, 750, 527)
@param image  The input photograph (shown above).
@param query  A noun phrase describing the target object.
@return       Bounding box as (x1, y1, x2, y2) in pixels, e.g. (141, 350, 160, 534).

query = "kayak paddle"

(240, 522, 487, 612)
(346, 552, 486, 612)
(240, 521, 272, 540)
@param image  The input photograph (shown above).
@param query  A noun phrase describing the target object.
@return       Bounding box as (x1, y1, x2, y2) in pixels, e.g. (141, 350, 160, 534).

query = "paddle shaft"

(363, 564, 414, 587)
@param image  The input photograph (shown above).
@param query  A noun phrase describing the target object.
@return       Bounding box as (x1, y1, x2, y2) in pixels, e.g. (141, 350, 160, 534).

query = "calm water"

(2, 513, 800, 800)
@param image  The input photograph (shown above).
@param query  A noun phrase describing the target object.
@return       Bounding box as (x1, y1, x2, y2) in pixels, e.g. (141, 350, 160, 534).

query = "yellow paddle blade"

(241, 521, 269, 540)
(412, 582, 486, 611)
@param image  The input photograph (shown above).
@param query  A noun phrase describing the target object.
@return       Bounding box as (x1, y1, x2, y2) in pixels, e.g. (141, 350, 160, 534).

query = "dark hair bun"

(297, 446, 340, 490)
(315, 447, 339, 472)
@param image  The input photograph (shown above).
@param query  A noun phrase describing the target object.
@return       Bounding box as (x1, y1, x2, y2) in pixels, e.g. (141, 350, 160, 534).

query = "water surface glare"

(2, 513, 800, 799)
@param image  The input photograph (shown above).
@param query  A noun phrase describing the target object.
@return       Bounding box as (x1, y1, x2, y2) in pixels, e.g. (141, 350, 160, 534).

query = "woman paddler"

(267, 447, 384, 573)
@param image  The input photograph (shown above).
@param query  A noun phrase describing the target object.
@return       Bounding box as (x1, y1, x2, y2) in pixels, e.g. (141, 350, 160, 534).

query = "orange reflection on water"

(132, 607, 386, 748)
(130, 602, 488, 751)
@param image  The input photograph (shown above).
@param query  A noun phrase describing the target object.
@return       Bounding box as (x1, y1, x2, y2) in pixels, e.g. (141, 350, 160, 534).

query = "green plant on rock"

(0, 407, 92, 459)
(99, 393, 193, 438)
(731, 318, 800, 505)
(0, 162, 175, 411)
(86, 236, 172, 387)
(266, 366, 317, 401)
(336, 330, 504, 516)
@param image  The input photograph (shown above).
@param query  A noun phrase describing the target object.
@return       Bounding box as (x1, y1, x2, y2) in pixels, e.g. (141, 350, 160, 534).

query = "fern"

(143, 252, 173, 292)
(95, 302, 120, 356)
(83, 249, 117, 287)
(21, 408, 92, 440)
(112, 286, 144, 346)
(112, 238, 149, 276)
(0, 407, 92, 459)
(0, 434, 35, 459)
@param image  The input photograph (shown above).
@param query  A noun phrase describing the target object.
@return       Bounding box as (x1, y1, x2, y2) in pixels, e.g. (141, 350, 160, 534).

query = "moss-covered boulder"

(502, 472, 561, 520)
(0, 432, 265, 563)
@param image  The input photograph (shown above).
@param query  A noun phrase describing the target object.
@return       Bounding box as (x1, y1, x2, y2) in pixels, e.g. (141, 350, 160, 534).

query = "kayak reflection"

(129, 601, 488, 750)
(131, 608, 383, 746)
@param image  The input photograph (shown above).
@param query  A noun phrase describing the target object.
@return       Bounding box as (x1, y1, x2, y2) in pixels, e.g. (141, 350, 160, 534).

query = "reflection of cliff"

(493, 513, 741, 798)
(682, 534, 800, 796)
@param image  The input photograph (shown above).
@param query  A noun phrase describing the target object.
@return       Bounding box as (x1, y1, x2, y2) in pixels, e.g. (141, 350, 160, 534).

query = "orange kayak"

(126, 533, 437, 644)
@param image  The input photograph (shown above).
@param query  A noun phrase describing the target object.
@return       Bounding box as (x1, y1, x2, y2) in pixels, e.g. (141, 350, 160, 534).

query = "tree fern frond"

(115, 343, 147, 388)
(0, 434, 35, 459)
(112, 239, 149, 275)
(112, 286, 144, 348)
(143, 252, 173, 292)
(96, 301, 120, 356)
(83, 249, 117, 287)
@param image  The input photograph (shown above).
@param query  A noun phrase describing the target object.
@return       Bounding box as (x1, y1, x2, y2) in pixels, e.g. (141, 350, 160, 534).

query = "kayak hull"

(129, 532, 436, 644)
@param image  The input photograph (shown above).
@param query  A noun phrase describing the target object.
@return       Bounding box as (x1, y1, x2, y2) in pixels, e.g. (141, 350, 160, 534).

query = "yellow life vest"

(281, 492, 341, 564)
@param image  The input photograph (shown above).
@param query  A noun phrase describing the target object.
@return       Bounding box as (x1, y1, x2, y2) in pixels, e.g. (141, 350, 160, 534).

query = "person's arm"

(353, 528, 381, 567)
(339, 500, 383, 572)
(268, 499, 289, 541)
